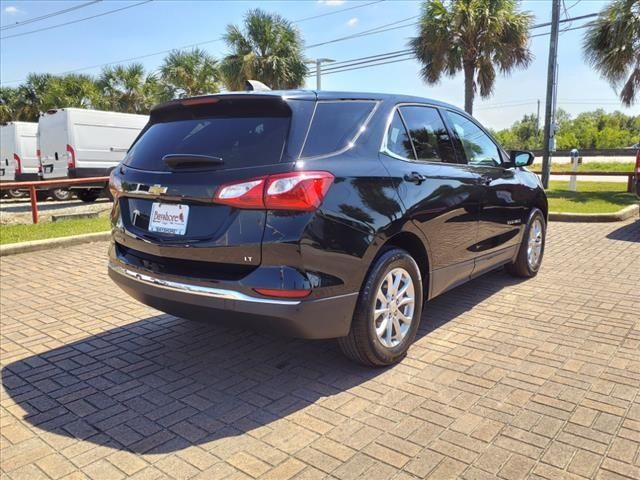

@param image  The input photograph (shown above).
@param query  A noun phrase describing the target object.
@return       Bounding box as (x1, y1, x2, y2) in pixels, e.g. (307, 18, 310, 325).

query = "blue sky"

(1, 0, 638, 129)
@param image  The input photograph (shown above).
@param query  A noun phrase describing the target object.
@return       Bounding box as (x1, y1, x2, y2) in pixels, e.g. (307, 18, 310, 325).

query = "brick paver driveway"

(1, 220, 639, 480)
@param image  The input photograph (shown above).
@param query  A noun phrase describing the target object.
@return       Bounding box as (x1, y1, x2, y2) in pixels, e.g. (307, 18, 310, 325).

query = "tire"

(338, 248, 423, 367)
(8, 189, 27, 199)
(506, 208, 546, 278)
(77, 190, 100, 203)
(50, 188, 71, 201)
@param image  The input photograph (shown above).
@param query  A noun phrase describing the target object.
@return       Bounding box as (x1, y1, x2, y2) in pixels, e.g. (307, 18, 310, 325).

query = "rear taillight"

(635, 149, 640, 175)
(13, 154, 21, 174)
(214, 171, 334, 211)
(66, 144, 76, 169)
(36, 149, 42, 173)
(215, 178, 266, 209)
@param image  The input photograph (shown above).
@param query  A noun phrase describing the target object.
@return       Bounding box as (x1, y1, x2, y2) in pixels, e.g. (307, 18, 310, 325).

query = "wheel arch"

(377, 230, 431, 300)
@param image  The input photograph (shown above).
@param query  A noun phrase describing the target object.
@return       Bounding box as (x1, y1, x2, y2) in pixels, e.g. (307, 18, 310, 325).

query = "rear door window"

(125, 113, 290, 171)
(301, 101, 376, 158)
(399, 106, 457, 163)
(384, 111, 415, 160)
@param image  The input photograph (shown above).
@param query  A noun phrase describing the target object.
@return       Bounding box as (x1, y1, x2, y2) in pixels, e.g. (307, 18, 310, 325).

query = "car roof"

(152, 90, 465, 115)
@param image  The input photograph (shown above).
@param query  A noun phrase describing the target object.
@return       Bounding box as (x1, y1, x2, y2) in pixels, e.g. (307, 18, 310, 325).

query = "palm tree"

(13, 73, 54, 121)
(583, 0, 640, 106)
(410, 0, 533, 115)
(98, 63, 162, 113)
(0, 87, 19, 122)
(45, 74, 102, 110)
(220, 9, 308, 90)
(160, 48, 220, 99)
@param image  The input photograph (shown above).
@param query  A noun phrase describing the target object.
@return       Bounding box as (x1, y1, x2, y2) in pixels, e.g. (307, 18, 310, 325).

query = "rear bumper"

(108, 261, 358, 339)
(15, 173, 41, 182)
(68, 168, 109, 190)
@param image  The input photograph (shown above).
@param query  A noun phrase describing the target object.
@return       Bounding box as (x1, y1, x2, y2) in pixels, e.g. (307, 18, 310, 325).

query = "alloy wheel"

(373, 267, 415, 348)
(527, 218, 543, 269)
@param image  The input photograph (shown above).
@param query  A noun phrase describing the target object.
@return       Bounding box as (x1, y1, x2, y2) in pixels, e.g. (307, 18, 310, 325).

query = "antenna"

(245, 80, 272, 92)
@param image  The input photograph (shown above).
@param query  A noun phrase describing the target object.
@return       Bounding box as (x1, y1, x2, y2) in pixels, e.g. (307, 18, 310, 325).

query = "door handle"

(404, 172, 427, 184)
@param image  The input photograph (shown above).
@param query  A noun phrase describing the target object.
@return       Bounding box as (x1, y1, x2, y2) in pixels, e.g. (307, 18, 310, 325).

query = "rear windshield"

(124, 100, 290, 171)
(301, 101, 376, 158)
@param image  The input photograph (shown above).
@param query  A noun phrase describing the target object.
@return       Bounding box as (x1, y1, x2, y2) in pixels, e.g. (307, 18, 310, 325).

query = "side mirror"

(508, 150, 535, 168)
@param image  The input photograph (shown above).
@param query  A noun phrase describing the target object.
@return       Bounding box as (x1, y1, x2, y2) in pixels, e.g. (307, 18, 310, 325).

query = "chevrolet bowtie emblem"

(148, 184, 167, 195)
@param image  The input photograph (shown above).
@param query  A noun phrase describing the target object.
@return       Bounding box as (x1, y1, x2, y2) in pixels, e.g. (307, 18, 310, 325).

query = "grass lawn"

(531, 161, 634, 173)
(547, 181, 638, 214)
(0, 216, 110, 245)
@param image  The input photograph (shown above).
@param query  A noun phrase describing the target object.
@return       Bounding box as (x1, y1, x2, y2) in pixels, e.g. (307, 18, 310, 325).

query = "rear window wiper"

(162, 154, 224, 170)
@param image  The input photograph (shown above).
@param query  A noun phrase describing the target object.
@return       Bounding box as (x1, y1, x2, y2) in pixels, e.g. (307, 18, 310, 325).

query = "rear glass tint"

(301, 101, 376, 158)
(124, 100, 291, 171)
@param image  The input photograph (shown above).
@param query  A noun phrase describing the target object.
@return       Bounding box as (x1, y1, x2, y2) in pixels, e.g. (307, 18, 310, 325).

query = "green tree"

(410, 0, 533, 115)
(160, 48, 220, 99)
(44, 74, 102, 110)
(583, 0, 640, 106)
(13, 73, 54, 121)
(220, 9, 308, 91)
(98, 63, 162, 114)
(495, 108, 640, 150)
(0, 87, 19, 122)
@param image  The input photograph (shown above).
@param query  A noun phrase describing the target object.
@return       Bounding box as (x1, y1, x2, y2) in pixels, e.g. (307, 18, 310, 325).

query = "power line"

(310, 50, 413, 74)
(314, 56, 417, 76)
(306, 16, 418, 49)
(0, 0, 153, 40)
(294, 0, 385, 23)
(0, 0, 103, 31)
(2, 12, 598, 85)
(307, 13, 597, 75)
(0, 0, 390, 84)
(307, 19, 594, 78)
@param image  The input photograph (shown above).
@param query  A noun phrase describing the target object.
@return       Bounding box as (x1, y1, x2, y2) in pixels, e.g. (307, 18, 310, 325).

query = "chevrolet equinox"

(108, 90, 547, 366)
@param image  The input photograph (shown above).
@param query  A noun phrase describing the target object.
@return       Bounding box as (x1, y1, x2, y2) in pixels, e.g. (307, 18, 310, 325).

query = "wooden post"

(29, 185, 38, 224)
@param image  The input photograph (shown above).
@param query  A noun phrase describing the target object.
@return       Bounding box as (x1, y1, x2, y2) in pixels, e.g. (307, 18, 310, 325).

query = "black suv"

(108, 91, 547, 366)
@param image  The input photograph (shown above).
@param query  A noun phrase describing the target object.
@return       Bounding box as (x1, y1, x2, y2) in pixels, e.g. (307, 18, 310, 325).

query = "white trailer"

(38, 108, 148, 201)
(1, 122, 40, 199)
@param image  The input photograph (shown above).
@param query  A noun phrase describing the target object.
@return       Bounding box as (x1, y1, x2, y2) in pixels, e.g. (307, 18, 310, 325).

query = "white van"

(1, 122, 39, 182)
(1, 122, 39, 198)
(39, 108, 148, 201)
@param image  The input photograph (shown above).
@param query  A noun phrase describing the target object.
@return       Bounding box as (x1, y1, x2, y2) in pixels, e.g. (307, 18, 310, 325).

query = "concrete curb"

(549, 204, 639, 222)
(0, 231, 110, 257)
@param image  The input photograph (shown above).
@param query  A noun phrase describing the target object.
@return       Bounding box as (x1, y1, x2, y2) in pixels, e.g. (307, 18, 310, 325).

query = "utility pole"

(306, 58, 334, 90)
(536, 99, 540, 135)
(541, 0, 561, 189)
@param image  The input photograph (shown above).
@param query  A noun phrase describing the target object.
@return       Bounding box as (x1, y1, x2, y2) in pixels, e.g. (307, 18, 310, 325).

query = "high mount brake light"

(214, 171, 334, 211)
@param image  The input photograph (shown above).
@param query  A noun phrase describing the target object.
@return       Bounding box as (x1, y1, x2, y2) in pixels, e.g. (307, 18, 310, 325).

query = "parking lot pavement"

(1, 220, 639, 480)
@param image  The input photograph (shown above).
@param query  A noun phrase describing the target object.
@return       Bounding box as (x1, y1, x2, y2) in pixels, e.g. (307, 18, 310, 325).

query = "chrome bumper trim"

(109, 263, 302, 306)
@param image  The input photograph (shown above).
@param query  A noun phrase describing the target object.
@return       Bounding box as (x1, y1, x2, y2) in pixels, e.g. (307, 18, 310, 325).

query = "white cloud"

(318, 0, 346, 5)
(347, 17, 359, 27)
(4, 6, 21, 14)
